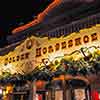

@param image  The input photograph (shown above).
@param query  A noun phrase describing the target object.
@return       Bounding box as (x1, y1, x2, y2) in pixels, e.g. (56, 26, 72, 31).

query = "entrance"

(69, 79, 91, 100)
(45, 75, 91, 100)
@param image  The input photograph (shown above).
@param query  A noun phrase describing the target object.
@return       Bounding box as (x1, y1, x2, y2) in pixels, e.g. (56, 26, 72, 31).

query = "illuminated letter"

(48, 46, 54, 53)
(91, 33, 98, 41)
(83, 35, 89, 43)
(61, 41, 66, 49)
(55, 43, 60, 51)
(43, 47, 47, 54)
(21, 54, 24, 60)
(68, 40, 73, 48)
(9, 58, 12, 63)
(4, 58, 8, 65)
(36, 48, 41, 57)
(75, 37, 81, 46)
(16, 56, 20, 61)
(25, 52, 30, 59)
(12, 57, 15, 62)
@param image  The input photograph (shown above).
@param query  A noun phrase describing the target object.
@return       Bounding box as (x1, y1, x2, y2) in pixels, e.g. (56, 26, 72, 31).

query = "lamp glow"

(0, 89, 2, 95)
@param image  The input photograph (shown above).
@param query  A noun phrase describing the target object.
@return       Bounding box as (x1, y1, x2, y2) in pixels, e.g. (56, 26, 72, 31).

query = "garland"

(0, 46, 100, 84)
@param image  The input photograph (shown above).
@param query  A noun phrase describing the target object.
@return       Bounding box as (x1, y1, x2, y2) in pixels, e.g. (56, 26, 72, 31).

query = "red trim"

(91, 90, 99, 100)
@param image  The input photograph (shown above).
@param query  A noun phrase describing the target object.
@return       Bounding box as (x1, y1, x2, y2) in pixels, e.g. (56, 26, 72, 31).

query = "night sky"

(0, 0, 53, 35)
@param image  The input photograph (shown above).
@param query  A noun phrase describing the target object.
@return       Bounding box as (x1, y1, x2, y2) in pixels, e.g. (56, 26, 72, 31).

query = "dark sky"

(0, 0, 53, 35)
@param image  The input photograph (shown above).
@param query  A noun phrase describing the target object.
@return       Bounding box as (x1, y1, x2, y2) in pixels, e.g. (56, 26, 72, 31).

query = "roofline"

(12, 0, 62, 34)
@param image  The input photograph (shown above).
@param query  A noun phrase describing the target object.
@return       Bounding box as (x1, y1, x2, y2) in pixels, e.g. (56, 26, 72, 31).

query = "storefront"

(0, 23, 99, 100)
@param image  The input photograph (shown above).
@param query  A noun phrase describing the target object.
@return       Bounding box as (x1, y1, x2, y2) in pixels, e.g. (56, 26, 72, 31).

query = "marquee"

(0, 24, 100, 75)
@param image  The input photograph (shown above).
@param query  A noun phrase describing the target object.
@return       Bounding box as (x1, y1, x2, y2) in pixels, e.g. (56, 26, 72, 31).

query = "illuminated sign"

(0, 24, 100, 75)
(35, 33, 97, 57)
